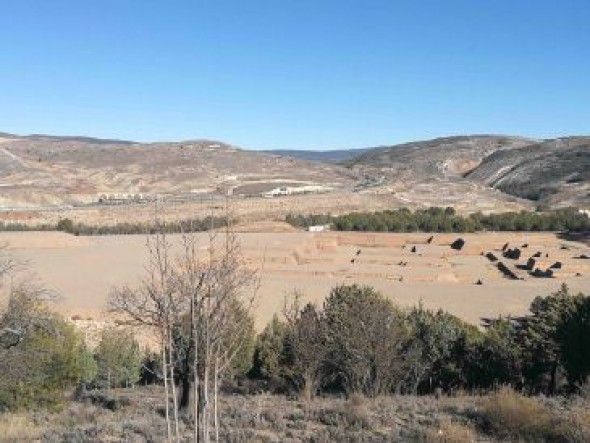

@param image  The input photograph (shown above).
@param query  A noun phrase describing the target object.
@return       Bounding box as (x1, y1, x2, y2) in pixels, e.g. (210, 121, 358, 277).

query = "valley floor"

(2, 231, 589, 331)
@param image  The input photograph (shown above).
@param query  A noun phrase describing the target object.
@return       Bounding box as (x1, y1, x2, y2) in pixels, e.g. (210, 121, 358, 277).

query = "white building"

(307, 224, 331, 232)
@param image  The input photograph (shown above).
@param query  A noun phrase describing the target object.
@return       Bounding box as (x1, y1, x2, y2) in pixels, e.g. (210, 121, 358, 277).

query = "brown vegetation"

(2, 386, 589, 442)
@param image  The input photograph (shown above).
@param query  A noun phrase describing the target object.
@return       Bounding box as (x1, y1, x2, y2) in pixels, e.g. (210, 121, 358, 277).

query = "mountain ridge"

(0, 131, 587, 217)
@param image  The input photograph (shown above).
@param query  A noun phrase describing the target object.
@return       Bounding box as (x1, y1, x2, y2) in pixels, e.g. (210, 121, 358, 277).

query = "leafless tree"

(110, 213, 258, 443)
(110, 225, 182, 442)
(175, 220, 258, 442)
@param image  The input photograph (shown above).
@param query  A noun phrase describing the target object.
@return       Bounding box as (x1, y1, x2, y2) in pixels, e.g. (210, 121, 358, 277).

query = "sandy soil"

(1, 231, 589, 331)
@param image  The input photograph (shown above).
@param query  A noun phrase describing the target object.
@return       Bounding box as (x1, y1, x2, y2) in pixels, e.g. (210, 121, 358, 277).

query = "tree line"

(251, 284, 590, 399)
(55, 216, 228, 236)
(286, 207, 590, 232)
(0, 216, 228, 236)
(1, 207, 587, 236)
(4, 281, 587, 413)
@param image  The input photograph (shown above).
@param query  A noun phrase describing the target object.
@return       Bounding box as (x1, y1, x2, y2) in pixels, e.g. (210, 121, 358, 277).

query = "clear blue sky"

(1, 1, 588, 149)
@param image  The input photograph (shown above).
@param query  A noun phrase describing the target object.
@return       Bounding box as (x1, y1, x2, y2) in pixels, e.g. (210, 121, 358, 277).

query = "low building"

(307, 224, 331, 232)
(262, 185, 333, 198)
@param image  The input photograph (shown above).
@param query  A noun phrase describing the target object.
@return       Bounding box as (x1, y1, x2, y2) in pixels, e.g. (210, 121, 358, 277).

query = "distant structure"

(263, 185, 333, 197)
(579, 208, 590, 218)
(307, 224, 331, 232)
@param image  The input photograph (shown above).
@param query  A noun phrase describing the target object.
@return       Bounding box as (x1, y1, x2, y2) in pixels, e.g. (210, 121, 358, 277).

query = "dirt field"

(1, 231, 589, 331)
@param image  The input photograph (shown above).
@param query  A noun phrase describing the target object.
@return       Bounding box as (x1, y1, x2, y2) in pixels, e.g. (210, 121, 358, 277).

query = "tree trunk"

(168, 325, 180, 442)
(199, 373, 209, 443)
(301, 372, 313, 402)
(194, 342, 199, 442)
(214, 359, 219, 443)
(191, 285, 199, 443)
(179, 370, 192, 412)
(162, 336, 172, 442)
(549, 360, 558, 396)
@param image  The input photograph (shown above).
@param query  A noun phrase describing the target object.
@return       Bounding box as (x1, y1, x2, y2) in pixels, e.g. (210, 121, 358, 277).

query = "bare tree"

(110, 225, 182, 442)
(175, 223, 258, 442)
(0, 282, 56, 349)
(110, 214, 258, 443)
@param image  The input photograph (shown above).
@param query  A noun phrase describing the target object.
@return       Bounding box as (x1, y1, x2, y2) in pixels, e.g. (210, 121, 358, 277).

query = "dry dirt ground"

(1, 231, 589, 332)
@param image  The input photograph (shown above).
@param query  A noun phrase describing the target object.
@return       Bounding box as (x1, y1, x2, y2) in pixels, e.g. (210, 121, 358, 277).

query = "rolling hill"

(0, 131, 586, 227)
(342, 135, 588, 208)
(0, 133, 357, 208)
(465, 137, 590, 208)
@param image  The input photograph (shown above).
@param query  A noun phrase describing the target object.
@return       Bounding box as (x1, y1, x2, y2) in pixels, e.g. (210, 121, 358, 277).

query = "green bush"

(0, 314, 92, 411)
(95, 328, 141, 389)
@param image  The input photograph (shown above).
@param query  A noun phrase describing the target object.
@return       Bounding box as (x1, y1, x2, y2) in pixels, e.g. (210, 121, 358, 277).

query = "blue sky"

(0, 1, 588, 149)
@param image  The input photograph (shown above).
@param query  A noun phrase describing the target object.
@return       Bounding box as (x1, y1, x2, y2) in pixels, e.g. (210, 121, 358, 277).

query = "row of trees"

(5, 280, 586, 413)
(2, 207, 587, 236)
(251, 284, 590, 399)
(0, 216, 228, 236)
(286, 207, 590, 232)
(56, 216, 228, 236)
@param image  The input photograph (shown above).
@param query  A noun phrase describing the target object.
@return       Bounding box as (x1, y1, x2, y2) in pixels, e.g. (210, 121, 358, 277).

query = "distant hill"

(343, 134, 589, 208)
(345, 135, 536, 176)
(262, 147, 375, 163)
(0, 133, 357, 208)
(0, 130, 586, 213)
(466, 137, 590, 207)
(26, 134, 136, 145)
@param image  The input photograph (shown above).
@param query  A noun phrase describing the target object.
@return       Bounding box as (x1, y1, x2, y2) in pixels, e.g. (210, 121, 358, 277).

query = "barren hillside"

(344, 135, 589, 209)
(345, 135, 536, 178)
(466, 137, 590, 208)
(1, 132, 586, 226)
(0, 134, 357, 208)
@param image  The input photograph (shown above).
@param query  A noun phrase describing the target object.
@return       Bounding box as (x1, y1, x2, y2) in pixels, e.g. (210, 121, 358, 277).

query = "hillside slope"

(346, 135, 536, 179)
(466, 137, 590, 207)
(262, 147, 373, 163)
(0, 134, 357, 208)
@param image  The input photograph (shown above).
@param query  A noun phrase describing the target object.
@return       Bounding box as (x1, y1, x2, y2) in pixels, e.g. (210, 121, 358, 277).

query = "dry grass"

(478, 387, 590, 443)
(2, 387, 589, 442)
(0, 413, 43, 440)
(479, 387, 553, 438)
(420, 419, 477, 443)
